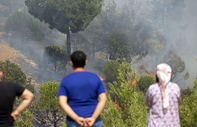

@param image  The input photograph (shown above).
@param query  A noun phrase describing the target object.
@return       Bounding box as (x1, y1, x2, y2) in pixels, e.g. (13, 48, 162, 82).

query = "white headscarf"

(156, 63, 172, 108)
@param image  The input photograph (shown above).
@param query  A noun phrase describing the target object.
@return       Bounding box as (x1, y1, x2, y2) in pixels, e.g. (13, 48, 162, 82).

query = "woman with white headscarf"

(145, 63, 181, 127)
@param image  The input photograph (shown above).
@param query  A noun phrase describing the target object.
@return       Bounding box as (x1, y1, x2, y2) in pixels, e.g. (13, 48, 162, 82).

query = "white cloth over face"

(156, 63, 172, 108)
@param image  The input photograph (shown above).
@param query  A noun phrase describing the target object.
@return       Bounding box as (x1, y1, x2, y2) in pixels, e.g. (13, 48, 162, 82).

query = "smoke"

(175, 0, 197, 88)
(104, 0, 129, 9)
(152, 0, 197, 88)
(103, 0, 197, 89)
(142, 0, 197, 89)
(1, 0, 197, 90)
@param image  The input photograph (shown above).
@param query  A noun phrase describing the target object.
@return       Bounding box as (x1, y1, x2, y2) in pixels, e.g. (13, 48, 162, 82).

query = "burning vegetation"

(140, 65, 156, 77)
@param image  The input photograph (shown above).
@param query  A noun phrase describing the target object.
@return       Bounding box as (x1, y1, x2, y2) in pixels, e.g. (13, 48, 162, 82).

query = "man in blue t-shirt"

(58, 50, 107, 127)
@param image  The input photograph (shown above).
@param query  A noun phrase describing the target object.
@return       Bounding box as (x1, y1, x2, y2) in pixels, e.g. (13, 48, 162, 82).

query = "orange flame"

(132, 78, 137, 87)
(113, 96, 122, 110)
(140, 66, 155, 77)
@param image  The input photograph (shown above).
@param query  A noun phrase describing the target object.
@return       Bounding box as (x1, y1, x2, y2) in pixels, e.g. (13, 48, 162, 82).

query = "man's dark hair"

(70, 51, 86, 68)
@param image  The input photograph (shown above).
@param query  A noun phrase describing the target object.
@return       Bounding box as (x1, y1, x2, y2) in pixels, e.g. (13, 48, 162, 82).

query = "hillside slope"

(0, 33, 40, 92)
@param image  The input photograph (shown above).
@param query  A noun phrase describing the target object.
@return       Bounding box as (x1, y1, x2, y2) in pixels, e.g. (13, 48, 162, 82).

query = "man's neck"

(74, 67, 85, 72)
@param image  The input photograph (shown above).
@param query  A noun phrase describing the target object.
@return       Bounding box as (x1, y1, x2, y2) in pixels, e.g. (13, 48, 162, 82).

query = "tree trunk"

(65, 27, 71, 74)
(92, 42, 95, 58)
(54, 121, 57, 127)
(66, 27, 71, 63)
(53, 111, 57, 127)
(54, 61, 56, 73)
(9, 0, 13, 14)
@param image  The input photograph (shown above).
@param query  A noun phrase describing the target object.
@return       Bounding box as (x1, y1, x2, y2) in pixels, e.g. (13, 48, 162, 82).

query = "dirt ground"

(0, 35, 40, 92)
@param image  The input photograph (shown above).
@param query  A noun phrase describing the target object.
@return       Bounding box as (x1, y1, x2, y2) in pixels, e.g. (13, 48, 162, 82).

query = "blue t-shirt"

(58, 71, 106, 121)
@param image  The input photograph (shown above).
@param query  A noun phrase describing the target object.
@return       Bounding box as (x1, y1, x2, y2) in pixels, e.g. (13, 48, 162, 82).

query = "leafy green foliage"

(25, 0, 103, 33)
(0, 60, 26, 85)
(101, 2, 150, 64)
(0, 60, 34, 126)
(179, 79, 197, 126)
(43, 45, 66, 73)
(108, 31, 131, 63)
(80, 19, 108, 57)
(146, 39, 165, 56)
(181, 87, 192, 99)
(38, 81, 61, 114)
(63, 122, 67, 127)
(101, 94, 126, 127)
(14, 109, 33, 127)
(137, 76, 155, 94)
(146, 32, 187, 83)
(62, 116, 67, 127)
(25, 0, 103, 60)
(101, 60, 120, 83)
(166, 51, 185, 81)
(0, 60, 35, 93)
(4, 11, 44, 41)
(101, 59, 148, 126)
(35, 81, 64, 126)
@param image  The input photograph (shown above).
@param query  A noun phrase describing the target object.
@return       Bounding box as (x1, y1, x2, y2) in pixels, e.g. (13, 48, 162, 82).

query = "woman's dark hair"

(155, 74, 159, 83)
(70, 50, 86, 68)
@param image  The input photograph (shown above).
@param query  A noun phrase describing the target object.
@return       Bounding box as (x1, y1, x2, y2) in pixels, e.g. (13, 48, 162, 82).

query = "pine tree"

(25, 0, 103, 63)
(35, 81, 64, 127)
(101, 59, 148, 127)
(179, 79, 197, 126)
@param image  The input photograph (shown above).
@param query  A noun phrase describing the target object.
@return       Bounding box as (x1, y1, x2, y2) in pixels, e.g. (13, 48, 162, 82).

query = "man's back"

(0, 81, 24, 126)
(58, 71, 106, 121)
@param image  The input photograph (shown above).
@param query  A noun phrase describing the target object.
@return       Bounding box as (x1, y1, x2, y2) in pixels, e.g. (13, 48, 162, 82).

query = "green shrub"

(101, 60, 120, 83)
(137, 75, 155, 94)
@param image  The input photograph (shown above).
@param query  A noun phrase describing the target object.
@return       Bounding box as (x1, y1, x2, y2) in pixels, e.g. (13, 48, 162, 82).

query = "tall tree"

(103, 2, 150, 64)
(165, 51, 186, 81)
(25, 0, 103, 63)
(107, 31, 131, 63)
(81, 18, 108, 58)
(4, 11, 44, 41)
(69, 1, 150, 64)
(35, 81, 64, 127)
(43, 45, 66, 73)
(70, 32, 92, 56)
(146, 31, 166, 61)
(147, 0, 185, 31)
(146, 39, 165, 65)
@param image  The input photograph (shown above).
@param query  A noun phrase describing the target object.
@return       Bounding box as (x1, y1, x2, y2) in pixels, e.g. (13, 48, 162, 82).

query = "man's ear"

(0, 71, 3, 79)
(70, 61, 73, 66)
(85, 60, 87, 65)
